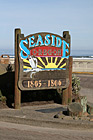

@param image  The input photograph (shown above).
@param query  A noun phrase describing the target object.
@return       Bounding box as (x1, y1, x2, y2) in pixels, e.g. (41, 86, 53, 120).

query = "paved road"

(76, 74, 93, 103)
(0, 121, 93, 140)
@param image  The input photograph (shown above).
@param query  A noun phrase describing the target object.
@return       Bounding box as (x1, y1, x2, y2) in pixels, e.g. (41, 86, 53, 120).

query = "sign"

(18, 32, 70, 90)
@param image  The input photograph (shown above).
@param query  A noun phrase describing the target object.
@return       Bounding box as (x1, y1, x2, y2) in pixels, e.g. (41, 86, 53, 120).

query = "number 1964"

(48, 80, 62, 87)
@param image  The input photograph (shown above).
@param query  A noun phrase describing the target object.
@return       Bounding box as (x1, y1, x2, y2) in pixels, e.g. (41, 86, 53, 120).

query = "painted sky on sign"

(0, 0, 93, 53)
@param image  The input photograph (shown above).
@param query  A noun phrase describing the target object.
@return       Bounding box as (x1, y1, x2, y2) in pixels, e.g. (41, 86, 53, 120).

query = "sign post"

(62, 31, 71, 105)
(14, 28, 71, 108)
(14, 28, 21, 109)
(68, 56, 73, 103)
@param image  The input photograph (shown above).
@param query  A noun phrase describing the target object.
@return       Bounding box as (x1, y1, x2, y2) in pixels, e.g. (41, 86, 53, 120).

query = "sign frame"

(18, 31, 70, 91)
(14, 28, 72, 109)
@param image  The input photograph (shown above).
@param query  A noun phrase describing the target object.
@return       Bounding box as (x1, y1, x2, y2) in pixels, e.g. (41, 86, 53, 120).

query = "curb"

(0, 115, 93, 130)
(72, 72, 93, 75)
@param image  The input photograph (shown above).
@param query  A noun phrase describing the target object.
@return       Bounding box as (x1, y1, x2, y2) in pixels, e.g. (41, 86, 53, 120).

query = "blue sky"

(0, 0, 93, 54)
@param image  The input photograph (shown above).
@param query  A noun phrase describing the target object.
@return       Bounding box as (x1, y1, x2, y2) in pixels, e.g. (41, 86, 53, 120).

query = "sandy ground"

(0, 121, 93, 140)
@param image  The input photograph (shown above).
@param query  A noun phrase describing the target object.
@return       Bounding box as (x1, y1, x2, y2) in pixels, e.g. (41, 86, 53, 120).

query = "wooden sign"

(18, 31, 70, 90)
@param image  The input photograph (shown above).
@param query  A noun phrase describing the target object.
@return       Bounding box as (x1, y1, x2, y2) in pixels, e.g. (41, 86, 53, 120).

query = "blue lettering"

(56, 37, 62, 47)
(62, 40, 69, 58)
(45, 34, 50, 46)
(51, 35, 55, 46)
(19, 39, 30, 59)
(36, 35, 44, 46)
(29, 36, 35, 47)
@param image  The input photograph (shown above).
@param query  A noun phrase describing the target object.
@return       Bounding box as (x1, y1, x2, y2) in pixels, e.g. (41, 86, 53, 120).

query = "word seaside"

(19, 33, 70, 59)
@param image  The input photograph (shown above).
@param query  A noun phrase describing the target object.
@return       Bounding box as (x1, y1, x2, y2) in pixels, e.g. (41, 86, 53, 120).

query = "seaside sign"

(18, 31, 70, 90)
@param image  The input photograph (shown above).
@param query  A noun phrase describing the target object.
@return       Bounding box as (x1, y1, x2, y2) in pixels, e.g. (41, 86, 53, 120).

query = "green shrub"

(1, 96, 7, 103)
(0, 90, 7, 103)
(72, 74, 80, 94)
(0, 90, 2, 98)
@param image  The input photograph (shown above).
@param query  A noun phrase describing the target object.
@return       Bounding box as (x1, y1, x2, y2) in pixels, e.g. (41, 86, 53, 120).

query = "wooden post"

(14, 28, 21, 109)
(62, 88, 68, 105)
(68, 56, 73, 103)
(62, 31, 70, 105)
